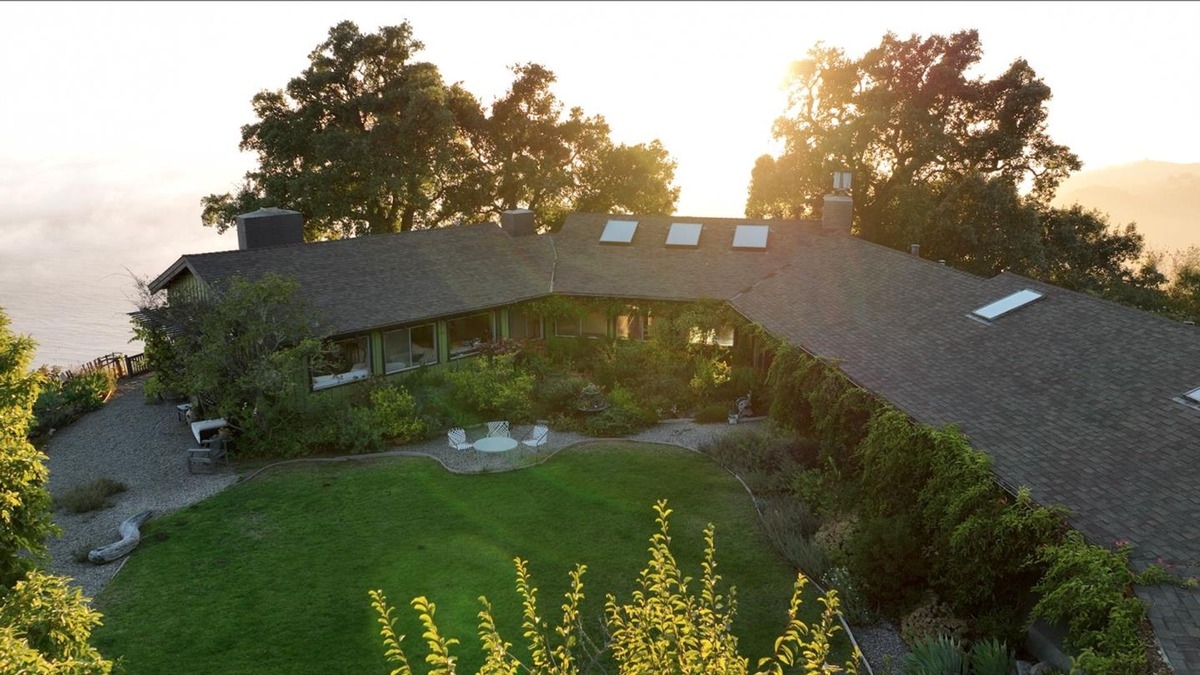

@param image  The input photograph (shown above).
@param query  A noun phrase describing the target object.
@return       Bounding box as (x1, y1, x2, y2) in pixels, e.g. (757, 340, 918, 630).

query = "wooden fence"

(65, 352, 151, 381)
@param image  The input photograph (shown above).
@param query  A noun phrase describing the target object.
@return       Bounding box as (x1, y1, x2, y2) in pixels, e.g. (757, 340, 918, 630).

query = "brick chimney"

(500, 209, 537, 236)
(236, 208, 304, 250)
(821, 171, 852, 236)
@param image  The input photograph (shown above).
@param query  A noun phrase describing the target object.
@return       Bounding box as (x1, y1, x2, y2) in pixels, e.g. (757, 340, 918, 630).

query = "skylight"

(971, 289, 1044, 321)
(599, 219, 638, 244)
(666, 222, 702, 247)
(732, 225, 769, 250)
(1185, 387, 1200, 405)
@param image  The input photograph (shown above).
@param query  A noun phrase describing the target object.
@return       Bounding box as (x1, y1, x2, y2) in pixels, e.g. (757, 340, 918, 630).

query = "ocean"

(0, 189, 233, 370)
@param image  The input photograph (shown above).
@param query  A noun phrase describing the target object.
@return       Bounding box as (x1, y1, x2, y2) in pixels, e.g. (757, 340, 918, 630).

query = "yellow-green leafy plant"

(370, 500, 860, 674)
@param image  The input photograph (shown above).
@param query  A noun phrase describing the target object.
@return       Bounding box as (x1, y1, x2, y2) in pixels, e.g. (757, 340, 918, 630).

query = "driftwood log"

(88, 510, 153, 564)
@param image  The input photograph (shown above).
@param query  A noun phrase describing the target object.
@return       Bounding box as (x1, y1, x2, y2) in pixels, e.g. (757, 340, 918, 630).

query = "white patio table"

(473, 436, 518, 453)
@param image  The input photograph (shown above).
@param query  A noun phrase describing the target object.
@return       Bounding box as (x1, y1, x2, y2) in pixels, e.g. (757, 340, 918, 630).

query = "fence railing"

(64, 352, 151, 381)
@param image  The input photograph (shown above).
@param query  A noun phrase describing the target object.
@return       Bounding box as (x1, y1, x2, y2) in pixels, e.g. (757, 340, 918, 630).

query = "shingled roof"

(731, 235, 1200, 672)
(551, 213, 819, 301)
(150, 222, 555, 337)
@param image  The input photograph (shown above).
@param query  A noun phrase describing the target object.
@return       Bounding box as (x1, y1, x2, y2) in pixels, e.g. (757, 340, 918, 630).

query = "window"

(447, 312, 492, 359)
(617, 313, 652, 340)
(971, 289, 1044, 321)
(582, 312, 607, 338)
(732, 224, 769, 249)
(688, 325, 735, 347)
(554, 312, 608, 338)
(382, 324, 436, 374)
(599, 219, 638, 244)
(554, 316, 580, 337)
(312, 335, 371, 390)
(666, 222, 702, 247)
(508, 307, 543, 340)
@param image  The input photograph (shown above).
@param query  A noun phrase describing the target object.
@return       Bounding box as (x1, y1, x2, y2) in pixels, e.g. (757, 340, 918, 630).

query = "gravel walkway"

(41, 375, 906, 672)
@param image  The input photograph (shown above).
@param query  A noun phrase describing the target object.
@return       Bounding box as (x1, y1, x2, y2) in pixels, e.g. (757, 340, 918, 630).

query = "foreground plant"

(371, 500, 859, 674)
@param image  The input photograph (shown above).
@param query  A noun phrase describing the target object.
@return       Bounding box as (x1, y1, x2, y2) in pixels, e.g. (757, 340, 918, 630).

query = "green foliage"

(900, 634, 1013, 675)
(444, 353, 534, 423)
(757, 495, 826, 578)
(1030, 532, 1149, 673)
(820, 566, 872, 626)
(0, 309, 111, 672)
(0, 310, 56, 588)
(692, 402, 730, 424)
(203, 22, 678, 238)
(30, 367, 116, 438)
(0, 571, 112, 673)
(337, 383, 430, 454)
(581, 385, 657, 437)
(698, 426, 806, 496)
(812, 515, 859, 569)
(902, 634, 966, 675)
(370, 501, 859, 674)
(52, 478, 127, 515)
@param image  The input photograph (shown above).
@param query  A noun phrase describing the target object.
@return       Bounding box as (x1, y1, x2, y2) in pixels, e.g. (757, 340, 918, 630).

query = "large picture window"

(554, 316, 580, 337)
(382, 324, 436, 374)
(617, 313, 652, 340)
(508, 307, 543, 340)
(447, 312, 492, 359)
(312, 335, 371, 390)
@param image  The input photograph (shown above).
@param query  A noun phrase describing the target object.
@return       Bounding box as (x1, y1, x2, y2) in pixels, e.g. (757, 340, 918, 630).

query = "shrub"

(54, 477, 127, 514)
(900, 596, 968, 647)
(849, 515, 928, 614)
(367, 385, 426, 444)
(30, 367, 116, 437)
(1030, 532, 1148, 673)
(758, 495, 826, 577)
(902, 634, 966, 675)
(692, 403, 730, 424)
(444, 353, 534, 422)
(811, 513, 858, 567)
(821, 566, 873, 626)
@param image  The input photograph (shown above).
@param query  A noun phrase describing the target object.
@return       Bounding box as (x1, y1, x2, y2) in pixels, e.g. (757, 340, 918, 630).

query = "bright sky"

(2, 0, 1199, 364)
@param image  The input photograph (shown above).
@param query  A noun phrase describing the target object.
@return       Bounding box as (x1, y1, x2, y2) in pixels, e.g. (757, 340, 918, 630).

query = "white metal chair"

(522, 423, 549, 448)
(447, 428, 473, 451)
(486, 420, 510, 438)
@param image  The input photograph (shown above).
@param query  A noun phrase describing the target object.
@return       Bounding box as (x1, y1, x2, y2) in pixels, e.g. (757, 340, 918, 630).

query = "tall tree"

(747, 30, 1079, 254)
(0, 309, 112, 673)
(202, 20, 483, 238)
(204, 23, 679, 240)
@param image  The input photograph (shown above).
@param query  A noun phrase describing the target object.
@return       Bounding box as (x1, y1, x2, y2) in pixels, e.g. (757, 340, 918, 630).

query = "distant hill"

(1052, 160, 1200, 255)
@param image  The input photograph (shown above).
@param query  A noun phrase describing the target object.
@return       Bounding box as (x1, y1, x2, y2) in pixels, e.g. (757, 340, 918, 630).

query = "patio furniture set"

(447, 421, 549, 453)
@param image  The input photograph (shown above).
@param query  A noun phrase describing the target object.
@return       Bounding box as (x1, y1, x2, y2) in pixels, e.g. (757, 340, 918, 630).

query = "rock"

(1016, 660, 1033, 675)
(88, 510, 153, 564)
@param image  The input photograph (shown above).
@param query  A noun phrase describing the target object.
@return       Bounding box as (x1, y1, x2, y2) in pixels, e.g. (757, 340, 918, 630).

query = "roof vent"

(236, 208, 304, 250)
(910, 243, 920, 256)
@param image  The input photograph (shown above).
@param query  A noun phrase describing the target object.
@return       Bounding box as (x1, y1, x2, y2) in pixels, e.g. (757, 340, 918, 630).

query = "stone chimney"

(821, 171, 852, 236)
(236, 208, 304, 250)
(500, 208, 537, 236)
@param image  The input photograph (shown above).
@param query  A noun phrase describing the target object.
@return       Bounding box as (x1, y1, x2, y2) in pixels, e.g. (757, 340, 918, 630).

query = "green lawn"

(92, 443, 847, 673)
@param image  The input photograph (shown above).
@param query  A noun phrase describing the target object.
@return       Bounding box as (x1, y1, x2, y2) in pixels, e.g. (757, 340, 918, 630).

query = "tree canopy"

(203, 21, 678, 239)
(746, 29, 1156, 293)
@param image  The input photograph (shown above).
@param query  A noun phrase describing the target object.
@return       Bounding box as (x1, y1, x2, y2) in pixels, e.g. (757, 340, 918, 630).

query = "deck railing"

(64, 352, 151, 381)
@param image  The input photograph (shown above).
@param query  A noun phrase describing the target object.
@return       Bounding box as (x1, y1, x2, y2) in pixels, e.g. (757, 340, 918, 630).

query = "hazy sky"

(2, 0, 1199, 364)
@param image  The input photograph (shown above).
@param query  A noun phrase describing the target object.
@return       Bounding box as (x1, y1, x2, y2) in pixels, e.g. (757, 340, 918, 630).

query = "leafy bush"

(54, 477, 127, 514)
(530, 372, 588, 418)
(900, 596, 968, 647)
(699, 426, 803, 494)
(30, 367, 116, 437)
(582, 385, 657, 437)
(444, 353, 534, 422)
(1030, 532, 1148, 673)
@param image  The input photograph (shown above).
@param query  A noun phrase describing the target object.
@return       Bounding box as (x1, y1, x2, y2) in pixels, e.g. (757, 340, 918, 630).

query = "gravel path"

(41, 375, 906, 672)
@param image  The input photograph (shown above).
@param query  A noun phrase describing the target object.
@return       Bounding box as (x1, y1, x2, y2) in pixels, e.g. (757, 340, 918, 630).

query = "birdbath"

(576, 383, 609, 413)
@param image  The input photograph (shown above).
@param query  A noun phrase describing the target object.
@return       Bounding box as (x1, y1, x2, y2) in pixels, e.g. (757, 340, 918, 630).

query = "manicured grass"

(92, 443, 848, 673)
